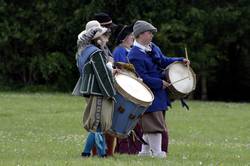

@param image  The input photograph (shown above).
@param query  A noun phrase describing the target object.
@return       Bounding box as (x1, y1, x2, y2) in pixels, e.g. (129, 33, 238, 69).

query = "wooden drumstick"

(169, 76, 190, 86)
(184, 46, 191, 79)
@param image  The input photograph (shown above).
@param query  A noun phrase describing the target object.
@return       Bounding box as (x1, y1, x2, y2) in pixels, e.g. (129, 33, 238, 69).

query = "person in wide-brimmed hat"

(72, 20, 117, 158)
(111, 24, 144, 154)
(75, 20, 107, 58)
(112, 24, 134, 63)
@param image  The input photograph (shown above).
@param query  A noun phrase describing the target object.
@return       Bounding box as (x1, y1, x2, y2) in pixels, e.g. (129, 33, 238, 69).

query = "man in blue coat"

(128, 20, 189, 158)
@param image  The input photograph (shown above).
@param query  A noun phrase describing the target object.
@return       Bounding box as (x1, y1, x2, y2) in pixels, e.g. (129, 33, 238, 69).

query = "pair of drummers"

(73, 14, 190, 158)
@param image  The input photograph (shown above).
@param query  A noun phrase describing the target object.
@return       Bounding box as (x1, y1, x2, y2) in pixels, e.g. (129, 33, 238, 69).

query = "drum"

(108, 72, 154, 138)
(165, 62, 196, 99)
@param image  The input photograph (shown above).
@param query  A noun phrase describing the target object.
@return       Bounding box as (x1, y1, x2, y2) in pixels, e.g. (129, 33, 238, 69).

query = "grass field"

(0, 92, 249, 166)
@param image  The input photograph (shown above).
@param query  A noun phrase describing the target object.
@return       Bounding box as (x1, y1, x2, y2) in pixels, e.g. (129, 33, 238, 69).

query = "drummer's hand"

(112, 68, 121, 75)
(162, 80, 170, 89)
(183, 58, 190, 66)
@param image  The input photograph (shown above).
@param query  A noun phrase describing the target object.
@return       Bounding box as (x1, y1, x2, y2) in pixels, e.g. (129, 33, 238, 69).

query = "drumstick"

(184, 46, 191, 79)
(169, 76, 190, 86)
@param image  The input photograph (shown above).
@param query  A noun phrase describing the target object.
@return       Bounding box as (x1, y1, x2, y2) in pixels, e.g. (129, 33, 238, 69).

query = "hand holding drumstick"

(162, 80, 171, 89)
(183, 58, 190, 66)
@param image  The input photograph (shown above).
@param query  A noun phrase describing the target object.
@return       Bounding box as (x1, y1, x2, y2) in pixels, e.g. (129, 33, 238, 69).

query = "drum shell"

(108, 92, 147, 138)
(108, 73, 154, 138)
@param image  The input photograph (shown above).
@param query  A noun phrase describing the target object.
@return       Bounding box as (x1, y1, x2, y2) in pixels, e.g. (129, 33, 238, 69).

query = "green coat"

(73, 46, 116, 98)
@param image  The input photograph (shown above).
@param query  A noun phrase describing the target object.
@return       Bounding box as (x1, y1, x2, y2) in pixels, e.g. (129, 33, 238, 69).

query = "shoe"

(81, 152, 90, 157)
(152, 151, 166, 158)
(100, 154, 107, 158)
(138, 151, 152, 157)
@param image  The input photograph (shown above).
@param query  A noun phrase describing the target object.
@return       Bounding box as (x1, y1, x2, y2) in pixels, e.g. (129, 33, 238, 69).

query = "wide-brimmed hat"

(93, 12, 117, 28)
(114, 24, 134, 44)
(133, 20, 157, 37)
(78, 20, 107, 40)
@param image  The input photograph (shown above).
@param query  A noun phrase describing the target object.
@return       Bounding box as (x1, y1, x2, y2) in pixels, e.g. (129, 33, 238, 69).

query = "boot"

(162, 130, 169, 153)
(138, 134, 152, 157)
(147, 133, 166, 158)
(105, 133, 116, 156)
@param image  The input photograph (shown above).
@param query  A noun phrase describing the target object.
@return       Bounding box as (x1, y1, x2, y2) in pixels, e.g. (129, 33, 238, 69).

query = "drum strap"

(130, 130, 148, 145)
(180, 99, 189, 110)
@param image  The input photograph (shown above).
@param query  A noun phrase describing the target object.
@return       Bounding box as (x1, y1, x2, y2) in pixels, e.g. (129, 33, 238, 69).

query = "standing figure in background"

(112, 24, 143, 154)
(113, 24, 134, 63)
(92, 12, 117, 156)
(93, 12, 117, 59)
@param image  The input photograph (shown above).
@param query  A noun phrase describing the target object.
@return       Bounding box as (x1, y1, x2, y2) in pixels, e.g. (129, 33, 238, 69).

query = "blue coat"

(113, 45, 129, 63)
(128, 43, 183, 113)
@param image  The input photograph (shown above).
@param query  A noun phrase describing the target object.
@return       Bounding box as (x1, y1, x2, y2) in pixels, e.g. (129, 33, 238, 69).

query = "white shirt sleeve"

(106, 61, 113, 72)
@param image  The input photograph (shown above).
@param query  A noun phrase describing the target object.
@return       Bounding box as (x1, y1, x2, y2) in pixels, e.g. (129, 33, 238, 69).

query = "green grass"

(0, 92, 249, 166)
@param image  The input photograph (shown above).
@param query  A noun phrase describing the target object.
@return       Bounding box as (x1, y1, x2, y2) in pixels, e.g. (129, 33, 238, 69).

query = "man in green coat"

(72, 20, 117, 157)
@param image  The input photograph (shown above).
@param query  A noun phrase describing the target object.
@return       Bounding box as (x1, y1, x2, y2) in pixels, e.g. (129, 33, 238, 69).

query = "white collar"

(125, 48, 131, 52)
(133, 40, 152, 53)
(119, 44, 131, 52)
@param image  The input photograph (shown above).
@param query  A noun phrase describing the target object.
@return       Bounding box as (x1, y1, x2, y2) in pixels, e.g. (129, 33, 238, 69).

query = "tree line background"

(0, 0, 249, 101)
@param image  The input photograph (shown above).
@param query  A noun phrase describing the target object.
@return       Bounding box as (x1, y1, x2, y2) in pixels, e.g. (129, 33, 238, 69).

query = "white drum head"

(115, 74, 153, 103)
(168, 63, 195, 94)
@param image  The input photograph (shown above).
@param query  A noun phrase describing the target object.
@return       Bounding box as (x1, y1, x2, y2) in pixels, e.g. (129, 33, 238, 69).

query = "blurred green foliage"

(0, 0, 249, 100)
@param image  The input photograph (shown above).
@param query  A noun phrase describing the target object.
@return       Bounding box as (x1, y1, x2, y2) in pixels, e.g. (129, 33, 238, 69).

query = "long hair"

(92, 36, 113, 59)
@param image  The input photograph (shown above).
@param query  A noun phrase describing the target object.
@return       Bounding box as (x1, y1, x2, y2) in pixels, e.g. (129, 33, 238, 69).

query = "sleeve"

(152, 44, 184, 68)
(90, 52, 116, 98)
(130, 58, 163, 90)
(162, 56, 184, 67)
(113, 47, 126, 63)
